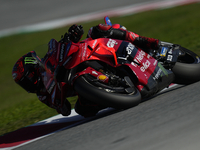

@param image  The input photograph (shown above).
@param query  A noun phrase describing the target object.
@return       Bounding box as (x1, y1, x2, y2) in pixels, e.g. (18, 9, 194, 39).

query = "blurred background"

(0, 0, 157, 30)
(0, 0, 165, 37)
(1, 1, 200, 149)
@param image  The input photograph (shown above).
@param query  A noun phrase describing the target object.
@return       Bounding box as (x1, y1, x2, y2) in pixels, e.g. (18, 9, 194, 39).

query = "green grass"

(0, 3, 200, 136)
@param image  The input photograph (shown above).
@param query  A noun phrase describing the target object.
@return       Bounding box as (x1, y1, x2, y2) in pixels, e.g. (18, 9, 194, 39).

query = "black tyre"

(73, 75, 141, 109)
(172, 46, 200, 84)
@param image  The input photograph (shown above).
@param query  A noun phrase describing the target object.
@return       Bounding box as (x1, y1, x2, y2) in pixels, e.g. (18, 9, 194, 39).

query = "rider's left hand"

(68, 24, 84, 43)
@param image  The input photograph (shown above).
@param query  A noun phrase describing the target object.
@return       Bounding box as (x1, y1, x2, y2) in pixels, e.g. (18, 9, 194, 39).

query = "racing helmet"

(12, 52, 41, 93)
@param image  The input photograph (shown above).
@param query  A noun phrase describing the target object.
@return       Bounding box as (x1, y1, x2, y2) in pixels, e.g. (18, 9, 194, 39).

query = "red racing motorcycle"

(32, 16, 200, 110)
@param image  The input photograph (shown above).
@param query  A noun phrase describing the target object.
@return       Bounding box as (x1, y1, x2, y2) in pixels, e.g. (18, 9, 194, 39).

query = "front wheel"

(172, 46, 200, 84)
(73, 75, 141, 109)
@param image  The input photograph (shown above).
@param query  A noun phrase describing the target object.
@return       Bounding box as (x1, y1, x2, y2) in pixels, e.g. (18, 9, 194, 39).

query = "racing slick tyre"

(172, 46, 200, 84)
(73, 75, 141, 109)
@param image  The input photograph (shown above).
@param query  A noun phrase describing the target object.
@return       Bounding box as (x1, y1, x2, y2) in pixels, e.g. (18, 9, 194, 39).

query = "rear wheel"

(172, 46, 200, 84)
(73, 75, 141, 109)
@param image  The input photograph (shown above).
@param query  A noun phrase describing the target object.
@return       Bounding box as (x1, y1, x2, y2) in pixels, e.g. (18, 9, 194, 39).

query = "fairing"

(57, 37, 174, 97)
(34, 37, 174, 99)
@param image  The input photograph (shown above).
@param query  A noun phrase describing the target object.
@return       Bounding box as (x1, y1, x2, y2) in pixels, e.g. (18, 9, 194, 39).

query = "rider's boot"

(125, 31, 161, 51)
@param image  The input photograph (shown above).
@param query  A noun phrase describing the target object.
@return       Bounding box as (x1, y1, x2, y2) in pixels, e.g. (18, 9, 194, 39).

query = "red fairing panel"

(73, 67, 109, 84)
(62, 38, 158, 92)
(124, 49, 158, 91)
(64, 38, 123, 69)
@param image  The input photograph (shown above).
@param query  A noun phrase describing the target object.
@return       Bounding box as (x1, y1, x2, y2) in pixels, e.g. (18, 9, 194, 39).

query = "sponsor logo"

(168, 49, 173, 54)
(98, 75, 108, 81)
(132, 50, 146, 67)
(92, 39, 97, 48)
(126, 43, 135, 55)
(167, 55, 173, 61)
(82, 43, 87, 58)
(153, 68, 162, 80)
(135, 50, 145, 62)
(140, 60, 151, 72)
(107, 39, 117, 48)
(24, 57, 36, 64)
(147, 54, 151, 59)
(160, 47, 168, 56)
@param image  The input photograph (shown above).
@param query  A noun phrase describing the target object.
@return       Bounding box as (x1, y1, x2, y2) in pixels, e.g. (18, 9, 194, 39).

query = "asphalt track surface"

(16, 82, 200, 150)
(0, 0, 158, 31)
(2, 0, 200, 149)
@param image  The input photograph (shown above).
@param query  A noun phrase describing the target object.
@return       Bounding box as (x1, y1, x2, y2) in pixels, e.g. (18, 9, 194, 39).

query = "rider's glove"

(88, 24, 127, 40)
(88, 24, 112, 39)
(60, 32, 70, 43)
(68, 24, 84, 43)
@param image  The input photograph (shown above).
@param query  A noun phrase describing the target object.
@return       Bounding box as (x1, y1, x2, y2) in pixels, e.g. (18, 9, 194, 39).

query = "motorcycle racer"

(12, 19, 161, 118)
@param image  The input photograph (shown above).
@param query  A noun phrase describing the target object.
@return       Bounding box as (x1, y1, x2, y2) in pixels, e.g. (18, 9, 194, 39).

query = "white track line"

(0, 0, 199, 38)
(2, 84, 179, 150)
